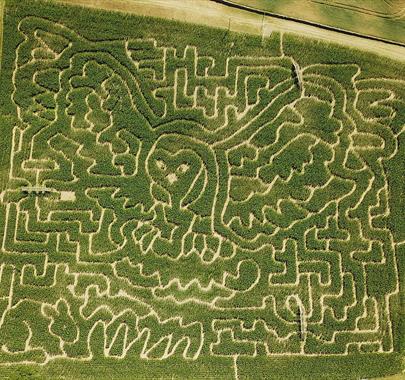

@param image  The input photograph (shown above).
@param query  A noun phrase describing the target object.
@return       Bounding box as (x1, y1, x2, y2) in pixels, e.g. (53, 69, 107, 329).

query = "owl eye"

(156, 159, 166, 171)
(177, 163, 189, 174)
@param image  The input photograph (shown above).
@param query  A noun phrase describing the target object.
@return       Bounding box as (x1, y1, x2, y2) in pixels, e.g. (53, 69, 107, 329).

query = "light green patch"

(223, 0, 405, 44)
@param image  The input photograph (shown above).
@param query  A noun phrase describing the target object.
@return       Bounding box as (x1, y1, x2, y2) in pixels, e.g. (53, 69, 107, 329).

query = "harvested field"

(220, 0, 405, 44)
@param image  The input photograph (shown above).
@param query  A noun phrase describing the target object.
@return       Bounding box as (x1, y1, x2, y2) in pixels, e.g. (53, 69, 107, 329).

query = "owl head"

(146, 134, 217, 215)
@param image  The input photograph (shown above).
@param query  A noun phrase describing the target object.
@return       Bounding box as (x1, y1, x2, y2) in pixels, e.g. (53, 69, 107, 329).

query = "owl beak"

(166, 173, 178, 184)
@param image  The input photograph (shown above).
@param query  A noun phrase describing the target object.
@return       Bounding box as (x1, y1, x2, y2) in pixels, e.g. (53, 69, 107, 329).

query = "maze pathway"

(0, 2, 403, 378)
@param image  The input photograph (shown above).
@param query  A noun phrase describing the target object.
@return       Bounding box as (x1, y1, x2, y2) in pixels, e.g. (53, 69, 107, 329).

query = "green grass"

(221, 0, 405, 44)
(0, 0, 403, 378)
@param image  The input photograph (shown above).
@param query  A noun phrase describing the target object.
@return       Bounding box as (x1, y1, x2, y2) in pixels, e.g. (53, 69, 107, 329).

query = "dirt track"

(55, 0, 405, 62)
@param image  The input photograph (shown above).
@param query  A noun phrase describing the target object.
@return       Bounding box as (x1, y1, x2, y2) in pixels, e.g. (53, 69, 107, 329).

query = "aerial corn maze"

(0, 0, 403, 379)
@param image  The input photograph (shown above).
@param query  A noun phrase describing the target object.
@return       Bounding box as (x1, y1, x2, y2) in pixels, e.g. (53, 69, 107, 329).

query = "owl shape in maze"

(0, 15, 401, 363)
